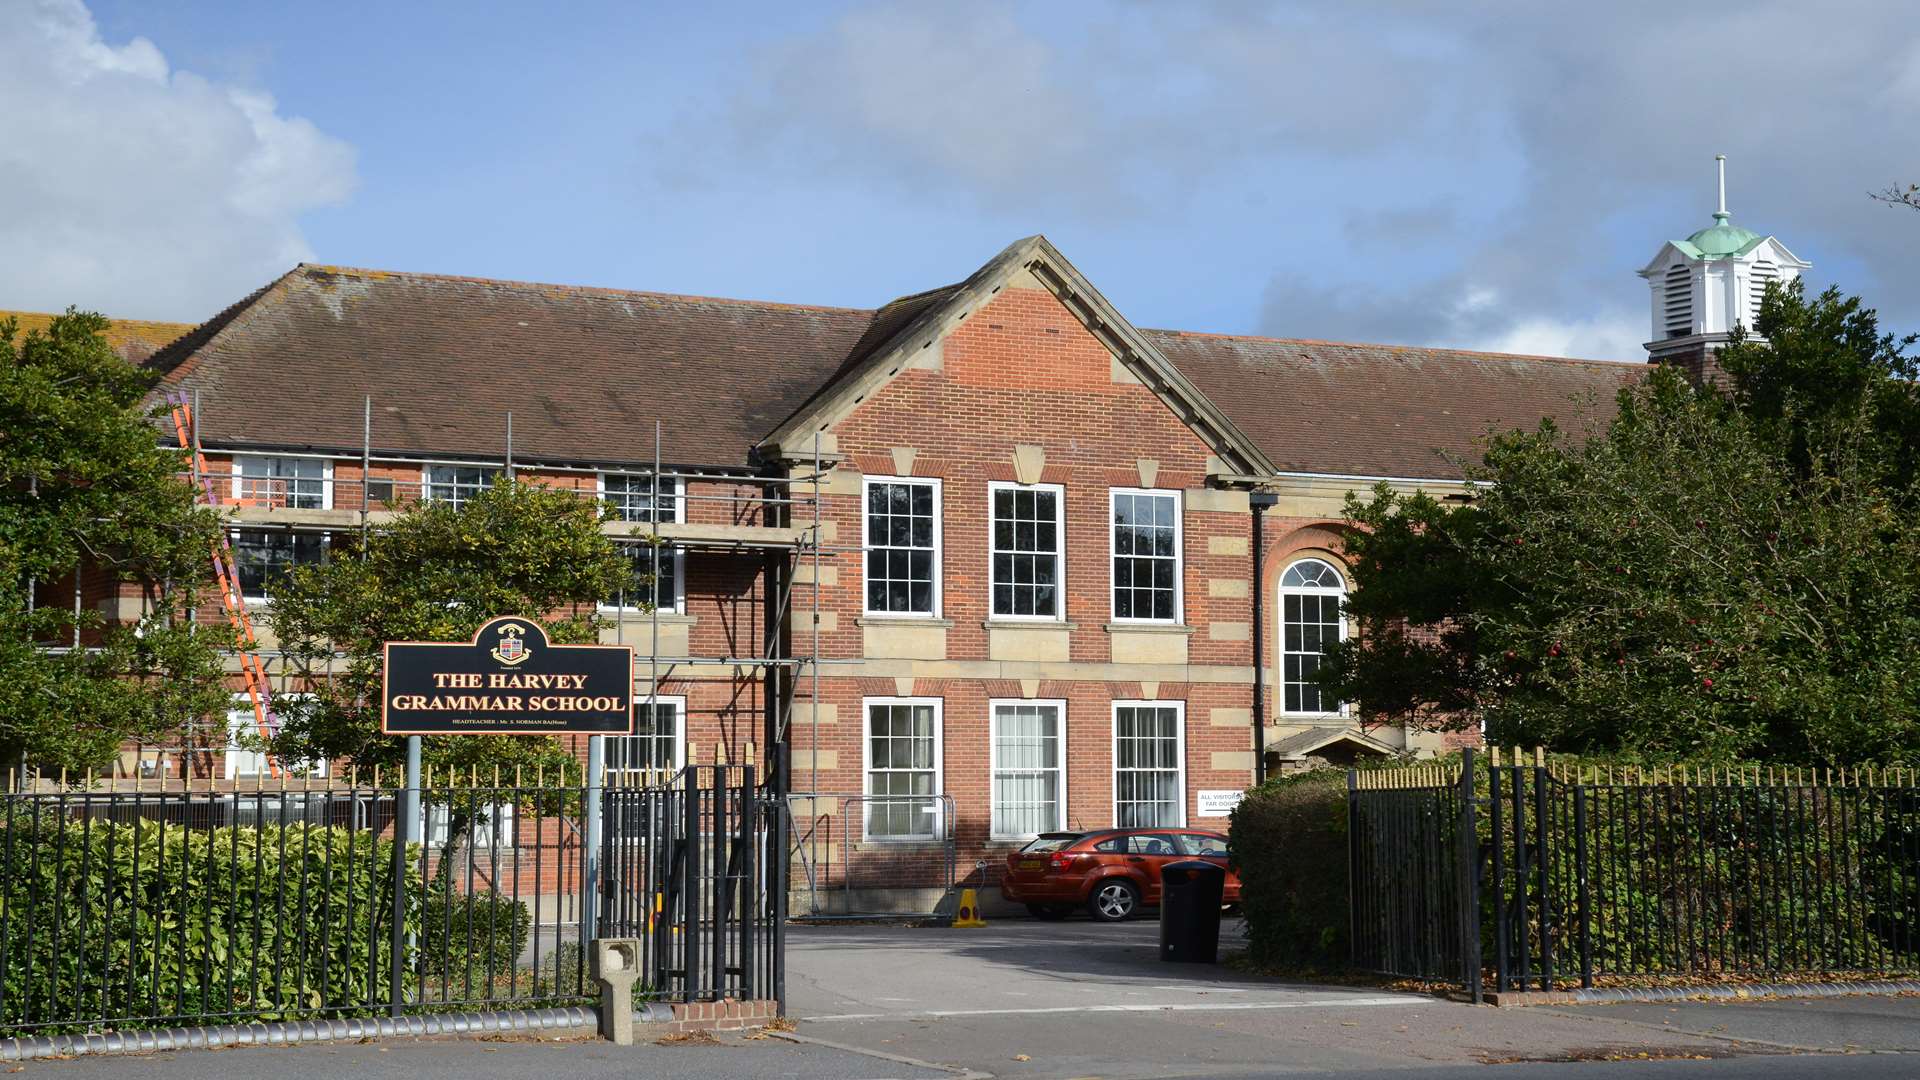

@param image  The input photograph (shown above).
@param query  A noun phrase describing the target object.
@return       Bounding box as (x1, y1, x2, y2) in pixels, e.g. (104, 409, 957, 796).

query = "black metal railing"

(0, 762, 785, 1037)
(1349, 751, 1920, 996)
(1488, 759, 1920, 992)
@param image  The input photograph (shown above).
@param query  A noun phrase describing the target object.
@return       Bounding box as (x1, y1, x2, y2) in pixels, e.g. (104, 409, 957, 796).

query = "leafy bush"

(532, 940, 588, 999)
(0, 815, 422, 1032)
(531, 941, 654, 1006)
(419, 887, 531, 986)
(1229, 767, 1353, 971)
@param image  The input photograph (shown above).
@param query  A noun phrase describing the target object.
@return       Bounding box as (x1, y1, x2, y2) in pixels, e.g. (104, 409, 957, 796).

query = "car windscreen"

(1020, 834, 1082, 853)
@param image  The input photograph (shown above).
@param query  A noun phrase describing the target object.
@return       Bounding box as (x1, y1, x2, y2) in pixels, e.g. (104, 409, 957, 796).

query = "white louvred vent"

(1663, 264, 1693, 337)
(1748, 260, 1780, 325)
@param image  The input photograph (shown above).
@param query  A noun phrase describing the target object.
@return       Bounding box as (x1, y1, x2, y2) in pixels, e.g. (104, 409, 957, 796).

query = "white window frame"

(608, 694, 687, 778)
(861, 696, 944, 842)
(1111, 700, 1186, 829)
(989, 699, 1067, 840)
(861, 475, 943, 618)
(224, 692, 327, 779)
(987, 481, 1066, 622)
(424, 801, 516, 848)
(1107, 487, 1184, 624)
(421, 464, 499, 508)
(230, 528, 329, 604)
(231, 455, 332, 510)
(1278, 557, 1350, 718)
(599, 542, 686, 615)
(598, 472, 684, 525)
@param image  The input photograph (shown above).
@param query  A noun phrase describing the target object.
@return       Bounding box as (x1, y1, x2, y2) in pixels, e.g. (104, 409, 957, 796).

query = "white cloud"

(0, 0, 355, 321)
(678, 3, 1468, 216)
(677, 0, 1920, 359)
(1467, 311, 1646, 365)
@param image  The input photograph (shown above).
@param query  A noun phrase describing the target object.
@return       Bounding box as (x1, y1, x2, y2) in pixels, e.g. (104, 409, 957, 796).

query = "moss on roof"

(1, 310, 194, 361)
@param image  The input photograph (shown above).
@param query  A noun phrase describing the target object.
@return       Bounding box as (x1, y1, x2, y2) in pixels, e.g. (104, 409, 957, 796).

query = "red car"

(1000, 828, 1242, 922)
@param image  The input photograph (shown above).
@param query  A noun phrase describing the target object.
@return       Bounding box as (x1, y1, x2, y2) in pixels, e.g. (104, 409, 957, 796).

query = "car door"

(1179, 831, 1240, 903)
(1125, 833, 1185, 903)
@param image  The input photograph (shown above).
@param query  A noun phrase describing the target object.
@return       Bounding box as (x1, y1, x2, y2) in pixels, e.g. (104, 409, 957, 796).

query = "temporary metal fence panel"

(785, 793, 957, 918)
(0, 776, 594, 1037)
(598, 764, 783, 1004)
(1349, 753, 1920, 996)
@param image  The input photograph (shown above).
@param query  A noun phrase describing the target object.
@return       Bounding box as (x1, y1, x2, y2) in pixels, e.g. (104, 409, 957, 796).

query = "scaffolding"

(121, 395, 855, 788)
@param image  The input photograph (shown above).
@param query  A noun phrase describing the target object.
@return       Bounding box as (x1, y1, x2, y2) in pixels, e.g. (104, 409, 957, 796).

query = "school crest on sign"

(491, 623, 531, 666)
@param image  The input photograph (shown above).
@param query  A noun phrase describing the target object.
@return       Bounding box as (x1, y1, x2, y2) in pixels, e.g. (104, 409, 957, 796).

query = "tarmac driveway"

(786, 917, 1416, 1021)
(781, 918, 1754, 1077)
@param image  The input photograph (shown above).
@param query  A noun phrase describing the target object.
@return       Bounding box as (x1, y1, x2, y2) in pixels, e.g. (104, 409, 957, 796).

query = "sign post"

(404, 735, 422, 843)
(390, 733, 421, 1017)
(583, 734, 605, 941)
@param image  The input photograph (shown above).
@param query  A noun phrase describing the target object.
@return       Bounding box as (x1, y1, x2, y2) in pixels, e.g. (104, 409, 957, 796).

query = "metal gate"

(1347, 753, 1482, 997)
(598, 763, 783, 1004)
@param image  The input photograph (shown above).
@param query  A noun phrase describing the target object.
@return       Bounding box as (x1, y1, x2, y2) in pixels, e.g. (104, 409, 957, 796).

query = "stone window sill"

(981, 619, 1078, 630)
(1102, 622, 1195, 635)
(855, 616, 956, 628)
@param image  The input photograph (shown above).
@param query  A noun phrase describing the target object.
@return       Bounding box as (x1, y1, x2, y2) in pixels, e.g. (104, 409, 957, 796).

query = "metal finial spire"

(1714, 154, 1728, 222)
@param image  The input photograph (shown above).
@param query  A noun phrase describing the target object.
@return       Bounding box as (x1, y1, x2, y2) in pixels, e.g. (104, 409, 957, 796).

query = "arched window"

(1279, 558, 1347, 716)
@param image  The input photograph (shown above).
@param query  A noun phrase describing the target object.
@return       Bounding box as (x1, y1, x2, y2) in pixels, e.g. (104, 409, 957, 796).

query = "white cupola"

(1638, 156, 1810, 362)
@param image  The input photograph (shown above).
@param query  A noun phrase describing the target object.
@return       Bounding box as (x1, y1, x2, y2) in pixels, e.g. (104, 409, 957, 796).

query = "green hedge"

(420, 886, 532, 984)
(1228, 767, 1353, 971)
(0, 811, 604, 1034)
(0, 815, 423, 1032)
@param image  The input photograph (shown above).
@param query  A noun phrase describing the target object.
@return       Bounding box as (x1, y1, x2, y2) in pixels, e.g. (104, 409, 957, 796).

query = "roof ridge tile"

(1141, 327, 1636, 369)
(297, 263, 876, 317)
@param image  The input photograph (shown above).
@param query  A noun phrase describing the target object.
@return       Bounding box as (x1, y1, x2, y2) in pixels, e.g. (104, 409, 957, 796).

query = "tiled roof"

(143, 251, 1646, 477)
(148, 265, 877, 467)
(2, 310, 193, 363)
(1144, 332, 1641, 480)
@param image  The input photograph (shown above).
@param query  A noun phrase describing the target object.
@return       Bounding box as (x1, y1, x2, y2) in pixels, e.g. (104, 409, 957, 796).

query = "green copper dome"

(1676, 212, 1765, 261)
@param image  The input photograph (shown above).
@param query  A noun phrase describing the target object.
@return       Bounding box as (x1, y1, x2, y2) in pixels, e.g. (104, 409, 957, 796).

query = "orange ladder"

(166, 391, 280, 779)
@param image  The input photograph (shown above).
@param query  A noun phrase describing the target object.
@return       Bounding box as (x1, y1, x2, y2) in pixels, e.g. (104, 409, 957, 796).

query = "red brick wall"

(788, 285, 1261, 877)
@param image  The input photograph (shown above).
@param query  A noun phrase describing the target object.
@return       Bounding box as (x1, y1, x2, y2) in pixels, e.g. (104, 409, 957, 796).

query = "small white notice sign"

(1196, 789, 1245, 818)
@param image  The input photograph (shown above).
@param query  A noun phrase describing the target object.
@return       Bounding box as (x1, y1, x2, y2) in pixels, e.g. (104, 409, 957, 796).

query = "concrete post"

(591, 937, 643, 1044)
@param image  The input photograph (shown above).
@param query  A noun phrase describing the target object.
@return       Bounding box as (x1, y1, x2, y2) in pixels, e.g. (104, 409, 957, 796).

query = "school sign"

(382, 616, 634, 735)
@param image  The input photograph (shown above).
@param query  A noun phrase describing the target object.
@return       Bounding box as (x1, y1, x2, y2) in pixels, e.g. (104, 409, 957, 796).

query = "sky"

(3, 0, 1916, 361)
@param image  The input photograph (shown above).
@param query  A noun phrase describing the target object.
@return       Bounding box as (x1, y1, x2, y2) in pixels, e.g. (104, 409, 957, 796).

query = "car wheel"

(1088, 879, 1141, 922)
(1027, 904, 1071, 921)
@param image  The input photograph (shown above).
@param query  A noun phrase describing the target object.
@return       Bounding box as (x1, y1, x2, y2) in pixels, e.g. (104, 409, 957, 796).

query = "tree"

(1870, 183, 1920, 212)
(0, 311, 238, 775)
(1320, 283, 1920, 765)
(1717, 282, 1920, 493)
(265, 478, 637, 780)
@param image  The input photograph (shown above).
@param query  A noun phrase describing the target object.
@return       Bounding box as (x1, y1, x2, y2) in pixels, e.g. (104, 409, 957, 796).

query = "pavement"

(18, 916, 1920, 1078)
(1538, 995, 1920, 1054)
(1, 1031, 948, 1079)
